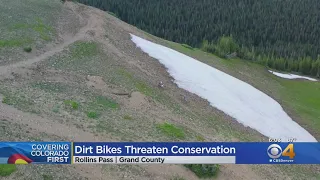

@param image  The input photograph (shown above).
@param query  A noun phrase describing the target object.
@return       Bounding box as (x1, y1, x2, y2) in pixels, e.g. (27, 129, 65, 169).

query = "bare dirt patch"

(86, 75, 109, 91)
(127, 91, 149, 110)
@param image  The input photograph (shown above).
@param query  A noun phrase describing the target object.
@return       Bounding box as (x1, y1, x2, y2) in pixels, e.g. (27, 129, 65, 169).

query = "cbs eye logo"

(267, 144, 295, 159)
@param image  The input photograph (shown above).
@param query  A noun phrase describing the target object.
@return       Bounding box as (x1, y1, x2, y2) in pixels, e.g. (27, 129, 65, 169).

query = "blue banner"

(73, 142, 320, 164)
(0, 142, 318, 164)
(0, 142, 71, 164)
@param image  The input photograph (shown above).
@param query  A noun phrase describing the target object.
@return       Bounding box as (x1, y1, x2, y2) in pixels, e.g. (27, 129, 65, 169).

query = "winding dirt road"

(0, 2, 102, 77)
(0, 2, 112, 179)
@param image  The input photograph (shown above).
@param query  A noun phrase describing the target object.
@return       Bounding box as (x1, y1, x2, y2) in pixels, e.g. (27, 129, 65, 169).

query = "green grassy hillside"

(0, 0, 61, 65)
(0, 0, 319, 179)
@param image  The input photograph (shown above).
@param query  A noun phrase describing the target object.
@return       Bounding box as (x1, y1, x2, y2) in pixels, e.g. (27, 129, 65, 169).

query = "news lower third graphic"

(0, 142, 318, 164)
(0, 142, 71, 164)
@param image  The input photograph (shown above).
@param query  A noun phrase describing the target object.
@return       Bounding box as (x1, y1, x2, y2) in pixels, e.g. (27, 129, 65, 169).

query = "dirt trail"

(0, 2, 105, 141)
(0, 3, 111, 179)
(0, 2, 99, 77)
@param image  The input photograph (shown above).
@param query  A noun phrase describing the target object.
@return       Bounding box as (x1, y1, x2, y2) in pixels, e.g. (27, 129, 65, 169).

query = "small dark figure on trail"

(158, 81, 164, 88)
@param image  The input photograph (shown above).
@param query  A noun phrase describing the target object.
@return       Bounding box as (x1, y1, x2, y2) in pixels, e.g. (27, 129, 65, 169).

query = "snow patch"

(130, 34, 317, 142)
(269, 70, 318, 81)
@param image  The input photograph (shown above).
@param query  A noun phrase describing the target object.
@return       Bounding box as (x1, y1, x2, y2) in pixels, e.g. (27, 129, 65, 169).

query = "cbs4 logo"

(267, 144, 295, 159)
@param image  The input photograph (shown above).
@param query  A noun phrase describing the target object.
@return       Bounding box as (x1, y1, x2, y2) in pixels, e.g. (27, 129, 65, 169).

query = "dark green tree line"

(77, 0, 320, 77)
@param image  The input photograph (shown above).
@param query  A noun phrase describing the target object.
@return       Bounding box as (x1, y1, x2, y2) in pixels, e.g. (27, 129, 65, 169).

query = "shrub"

(0, 164, 16, 177)
(87, 111, 98, 119)
(181, 44, 193, 50)
(157, 122, 185, 139)
(23, 47, 32, 53)
(201, 40, 215, 54)
(184, 164, 220, 178)
(202, 35, 240, 58)
(42, 174, 53, 180)
(123, 115, 133, 120)
(171, 175, 186, 180)
(1, 97, 9, 104)
(215, 35, 239, 57)
(95, 96, 119, 109)
(64, 100, 79, 110)
(195, 135, 205, 142)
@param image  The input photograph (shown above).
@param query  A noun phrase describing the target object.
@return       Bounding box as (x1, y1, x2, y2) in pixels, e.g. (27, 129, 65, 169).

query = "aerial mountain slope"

(0, 0, 319, 180)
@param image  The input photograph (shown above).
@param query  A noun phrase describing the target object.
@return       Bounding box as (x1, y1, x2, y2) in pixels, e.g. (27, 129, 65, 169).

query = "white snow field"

(269, 70, 318, 81)
(130, 34, 317, 142)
